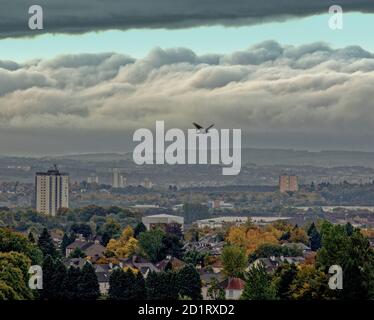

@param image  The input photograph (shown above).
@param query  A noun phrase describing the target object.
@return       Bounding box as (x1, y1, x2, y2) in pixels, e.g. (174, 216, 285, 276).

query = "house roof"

(282, 242, 311, 251)
(220, 278, 245, 290)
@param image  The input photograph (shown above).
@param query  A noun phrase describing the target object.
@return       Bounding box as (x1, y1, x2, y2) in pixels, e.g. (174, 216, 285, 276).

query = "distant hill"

(2, 148, 374, 168)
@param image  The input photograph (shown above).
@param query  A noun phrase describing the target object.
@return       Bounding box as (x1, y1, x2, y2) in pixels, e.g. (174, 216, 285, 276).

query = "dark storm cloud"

(0, 0, 373, 38)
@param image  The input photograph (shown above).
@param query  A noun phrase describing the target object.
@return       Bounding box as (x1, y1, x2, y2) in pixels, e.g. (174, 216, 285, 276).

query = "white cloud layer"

(1, 41, 374, 153)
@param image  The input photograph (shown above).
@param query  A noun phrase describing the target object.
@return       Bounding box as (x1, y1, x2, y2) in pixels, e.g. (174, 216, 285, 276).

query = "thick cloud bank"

(1, 0, 374, 38)
(1, 41, 374, 152)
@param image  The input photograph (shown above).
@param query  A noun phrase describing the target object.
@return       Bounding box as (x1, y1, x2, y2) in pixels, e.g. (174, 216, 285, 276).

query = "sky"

(0, 1, 373, 155)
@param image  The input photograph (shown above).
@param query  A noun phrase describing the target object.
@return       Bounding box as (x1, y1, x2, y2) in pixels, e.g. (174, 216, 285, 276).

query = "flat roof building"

(142, 214, 184, 231)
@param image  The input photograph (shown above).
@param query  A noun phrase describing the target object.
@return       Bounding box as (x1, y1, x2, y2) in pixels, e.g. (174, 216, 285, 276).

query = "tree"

(288, 264, 330, 300)
(182, 250, 206, 267)
(69, 247, 86, 259)
(51, 259, 67, 299)
(221, 245, 247, 278)
(134, 222, 147, 238)
(0, 252, 33, 300)
(241, 264, 276, 300)
(138, 229, 165, 262)
(40, 255, 56, 300)
(177, 264, 202, 300)
(207, 278, 225, 300)
(273, 263, 298, 300)
(38, 228, 57, 258)
(106, 226, 139, 258)
(227, 225, 279, 254)
(289, 227, 309, 244)
(307, 223, 321, 251)
(62, 266, 82, 300)
(71, 223, 92, 239)
(100, 232, 111, 247)
(61, 233, 75, 256)
(109, 268, 144, 300)
(28, 231, 35, 243)
(102, 218, 121, 239)
(161, 233, 184, 259)
(317, 222, 374, 299)
(77, 263, 100, 300)
(165, 223, 183, 239)
(145, 271, 179, 300)
(0, 228, 42, 264)
(249, 243, 302, 262)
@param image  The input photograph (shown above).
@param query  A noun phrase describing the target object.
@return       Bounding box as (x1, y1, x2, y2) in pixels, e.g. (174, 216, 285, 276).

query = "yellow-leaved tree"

(106, 226, 139, 258)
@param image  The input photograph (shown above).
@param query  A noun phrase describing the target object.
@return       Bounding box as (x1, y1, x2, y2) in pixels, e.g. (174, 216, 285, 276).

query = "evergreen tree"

(62, 266, 82, 300)
(134, 271, 146, 299)
(317, 222, 374, 299)
(38, 228, 57, 258)
(52, 259, 67, 299)
(134, 222, 147, 238)
(61, 233, 74, 257)
(109, 268, 140, 300)
(241, 264, 277, 300)
(146, 271, 179, 300)
(28, 231, 35, 244)
(308, 223, 322, 251)
(274, 263, 298, 299)
(40, 255, 55, 300)
(78, 262, 100, 300)
(108, 268, 125, 300)
(100, 232, 111, 246)
(177, 264, 202, 299)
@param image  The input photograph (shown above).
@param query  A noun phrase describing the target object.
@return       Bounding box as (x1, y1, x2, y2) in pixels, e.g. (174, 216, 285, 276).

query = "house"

(199, 268, 225, 300)
(95, 265, 110, 295)
(64, 257, 88, 269)
(220, 277, 245, 300)
(156, 256, 186, 272)
(251, 256, 305, 273)
(65, 239, 106, 259)
(282, 242, 311, 255)
(118, 256, 161, 278)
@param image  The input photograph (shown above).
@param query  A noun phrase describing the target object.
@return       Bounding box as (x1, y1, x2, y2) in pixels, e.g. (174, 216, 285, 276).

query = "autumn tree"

(288, 264, 330, 300)
(106, 226, 139, 258)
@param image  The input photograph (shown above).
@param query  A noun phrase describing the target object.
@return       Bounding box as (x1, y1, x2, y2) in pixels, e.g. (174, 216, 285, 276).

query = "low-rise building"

(142, 214, 184, 231)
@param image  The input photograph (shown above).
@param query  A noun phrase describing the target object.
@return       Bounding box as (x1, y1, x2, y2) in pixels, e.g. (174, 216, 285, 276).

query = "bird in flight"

(193, 122, 215, 134)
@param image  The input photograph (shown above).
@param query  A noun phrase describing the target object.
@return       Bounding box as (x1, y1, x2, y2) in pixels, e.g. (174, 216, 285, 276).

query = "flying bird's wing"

(205, 124, 215, 132)
(193, 122, 203, 130)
